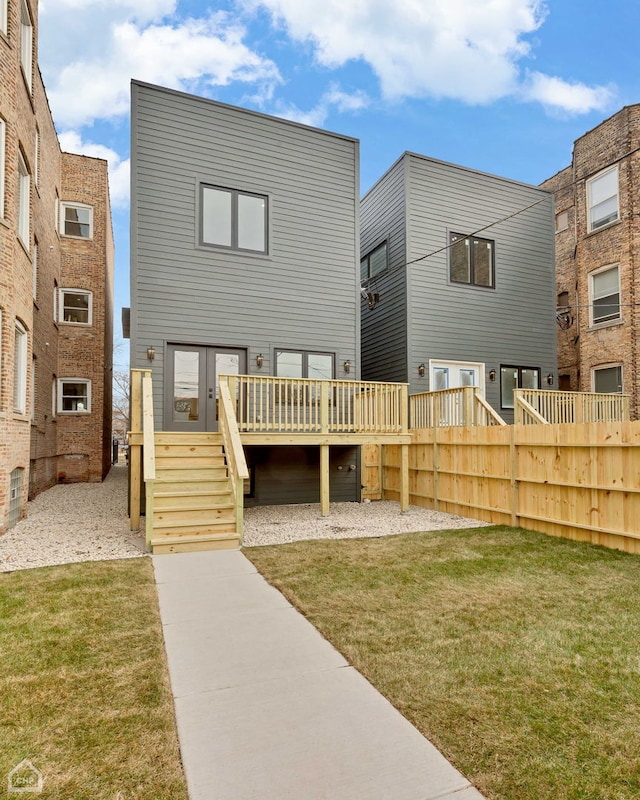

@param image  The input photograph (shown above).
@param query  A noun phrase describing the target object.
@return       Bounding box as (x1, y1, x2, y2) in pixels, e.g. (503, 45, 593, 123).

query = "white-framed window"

(32, 240, 38, 299)
(361, 241, 388, 281)
(555, 210, 569, 232)
(0, 118, 5, 219)
(200, 184, 268, 254)
(57, 288, 92, 325)
(275, 350, 334, 379)
(587, 166, 619, 232)
(13, 320, 28, 414)
(17, 151, 30, 246)
(500, 365, 540, 409)
(592, 364, 622, 394)
(34, 127, 39, 187)
(51, 376, 57, 417)
(30, 355, 36, 420)
(589, 264, 620, 325)
(1, 0, 8, 36)
(20, 0, 33, 92)
(57, 379, 91, 413)
(60, 202, 93, 239)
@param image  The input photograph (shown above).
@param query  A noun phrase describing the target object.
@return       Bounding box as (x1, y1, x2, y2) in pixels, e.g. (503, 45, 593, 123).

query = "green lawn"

(245, 526, 640, 800)
(0, 558, 188, 800)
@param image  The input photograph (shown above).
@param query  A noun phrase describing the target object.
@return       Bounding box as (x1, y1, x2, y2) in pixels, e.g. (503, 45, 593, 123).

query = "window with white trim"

(1, 0, 8, 36)
(34, 127, 39, 186)
(32, 241, 38, 300)
(589, 265, 620, 325)
(200, 184, 268, 253)
(30, 355, 36, 420)
(14, 321, 28, 414)
(593, 364, 622, 394)
(57, 379, 91, 413)
(58, 289, 92, 325)
(361, 241, 388, 280)
(60, 202, 93, 238)
(587, 166, 619, 232)
(0, 118, 5, 218)
(275, 350, 334, 380)
(17, 151, 30, 246)
(500, 365, 540, 409)
(51, 376, 57, 417)
(20, 0, 33, 92)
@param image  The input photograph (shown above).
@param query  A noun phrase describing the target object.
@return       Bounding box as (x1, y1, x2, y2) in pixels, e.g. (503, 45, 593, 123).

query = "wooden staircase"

(148, 432, 240, 554)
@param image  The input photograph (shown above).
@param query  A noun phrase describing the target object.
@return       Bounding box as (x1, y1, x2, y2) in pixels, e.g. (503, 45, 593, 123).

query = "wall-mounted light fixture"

(343, 360, 351, 374)
(146, 346, 155, 362)
(546, 373, 554, 386)
(489, 369, 496, 382)
(418, 363, 426, 378)
(256, 353, 264, 369)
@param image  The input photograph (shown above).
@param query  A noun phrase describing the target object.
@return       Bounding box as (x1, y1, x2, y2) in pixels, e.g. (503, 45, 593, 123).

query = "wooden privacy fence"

(364, 421, 640, 554)
(515, 388, 630, 424)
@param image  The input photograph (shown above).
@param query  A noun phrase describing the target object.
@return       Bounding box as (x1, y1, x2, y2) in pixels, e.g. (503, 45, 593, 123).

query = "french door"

(164, 344, 246, 431)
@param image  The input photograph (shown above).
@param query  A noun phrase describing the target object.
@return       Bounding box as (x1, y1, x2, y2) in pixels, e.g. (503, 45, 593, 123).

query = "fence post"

(320, 381, 329, 434)
(400, 384, 409, 433)
(320, 443, 330, 516)
(400, 443, 409, 512)
(433, 425, 440, 511)
(510, 424, 519, 527)
(129, 369, 142, 531)
(463, 386, 474, 426)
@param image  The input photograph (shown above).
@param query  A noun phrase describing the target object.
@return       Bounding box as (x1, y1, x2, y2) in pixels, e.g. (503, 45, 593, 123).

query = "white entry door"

(429, 360, 485, 394)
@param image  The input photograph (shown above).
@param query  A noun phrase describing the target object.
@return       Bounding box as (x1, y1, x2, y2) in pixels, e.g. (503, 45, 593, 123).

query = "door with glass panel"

(164, 344, 246, 431)
(428, 360, 484, 425)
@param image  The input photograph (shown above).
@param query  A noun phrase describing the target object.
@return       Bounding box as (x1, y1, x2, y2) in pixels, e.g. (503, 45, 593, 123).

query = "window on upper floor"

(275, 350, 334, 380)
(0, 118, 5, 219)
(555, 210, 569, 232)
(200, 184, 268, 254)
(57, 288, 93, 325)
(34, 127, 39, 187)
(593, 364, 622, 394)
(14, 320, 28, 414)
(500, 365, 540, 409)
(1, 0, 8, 36)
(57, 379, 91, 413)
(589, 265, 620, 326)
(449, 232, 495, 288)
(32, 240, 38, 300)
(587, 166, 619, 232)
(20, 0, 33, 92)
(361, 241, 388, 281)
(60, 202, 93, 238)
(17, 151, 30, 247)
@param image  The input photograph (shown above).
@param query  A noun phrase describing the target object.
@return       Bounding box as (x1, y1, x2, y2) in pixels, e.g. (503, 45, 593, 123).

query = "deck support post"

(320, 444, 330, 517)
(400, 443, 409, 512)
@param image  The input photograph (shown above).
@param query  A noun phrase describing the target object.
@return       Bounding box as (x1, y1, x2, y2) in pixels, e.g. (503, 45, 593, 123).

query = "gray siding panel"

(360, 158, 408, 383)
(130, 82, 360, 423)
(404, 154, 556, 418)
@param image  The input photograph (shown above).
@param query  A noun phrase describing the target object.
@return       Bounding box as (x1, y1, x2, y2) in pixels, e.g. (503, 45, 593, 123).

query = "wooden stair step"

(154, 432, 223, 444)
(150, 532, 239, 555)
(154, 488, 232, 498)
(150, 522, 237, 537)
(153, 509, 235, 528)
(153, 501, 235, 514)
(154, 467, 229, 481)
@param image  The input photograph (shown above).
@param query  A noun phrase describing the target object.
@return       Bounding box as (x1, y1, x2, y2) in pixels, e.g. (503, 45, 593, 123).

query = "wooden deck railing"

(129, 369, 156, 545)
(218, 379, 250, 539)
(222, 374, 409, 434)
(410, 387, 506, 428)
(514, 389, 631, 424)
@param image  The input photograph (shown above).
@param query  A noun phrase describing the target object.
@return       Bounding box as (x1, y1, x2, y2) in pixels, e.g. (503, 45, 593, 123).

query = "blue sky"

(36, 0, 639, 365)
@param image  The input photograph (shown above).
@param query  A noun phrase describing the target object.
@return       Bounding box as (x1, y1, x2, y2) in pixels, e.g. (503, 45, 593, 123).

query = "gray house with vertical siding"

(130, 81, 362, 504)
(360, 152, 557, 422)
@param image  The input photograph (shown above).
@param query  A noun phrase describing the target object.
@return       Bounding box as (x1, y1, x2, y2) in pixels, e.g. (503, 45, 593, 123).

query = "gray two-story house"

(360, 152, 557, 422)
(130, 81, 364, 507)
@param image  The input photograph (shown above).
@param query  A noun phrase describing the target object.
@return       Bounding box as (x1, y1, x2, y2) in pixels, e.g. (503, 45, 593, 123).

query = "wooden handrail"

(218, 377, 249, 540)
(514, 394, 549, 425)
(475, 393, 507, 426)
(514, 389, 630, 424)
(410, 387, 506, 428)
(142, 371, 156, 481)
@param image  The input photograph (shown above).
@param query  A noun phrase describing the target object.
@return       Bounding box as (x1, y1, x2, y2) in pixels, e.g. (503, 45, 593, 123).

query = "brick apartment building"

(0, 0, 113, 532)
(541, 105, 640, 418)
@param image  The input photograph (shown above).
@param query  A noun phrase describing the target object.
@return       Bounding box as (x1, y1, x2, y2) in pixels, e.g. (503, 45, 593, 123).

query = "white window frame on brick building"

(586, 166, 619, 232)
(60, 202, 93, 239)
(17, 151, 30, 247)
(589, 264, 620, 326)
(20, 0, 33, 92)
(592, 364, 623, 394)
(14, 320, 28, 415)
(1, 0, 8, 36)
(0, 117, 5, 219)
(57, 379, 91, 414)
(57, 288, 93, 325)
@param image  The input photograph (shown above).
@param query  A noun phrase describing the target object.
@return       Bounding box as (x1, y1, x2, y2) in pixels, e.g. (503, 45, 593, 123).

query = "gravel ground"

(0, 464, 489, 571)
(0, 464, 145, 573)
(243, 501, 489, 546)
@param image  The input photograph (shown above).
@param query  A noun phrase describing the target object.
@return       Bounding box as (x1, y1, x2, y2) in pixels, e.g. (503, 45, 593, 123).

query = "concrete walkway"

(154, 549, 486, 800)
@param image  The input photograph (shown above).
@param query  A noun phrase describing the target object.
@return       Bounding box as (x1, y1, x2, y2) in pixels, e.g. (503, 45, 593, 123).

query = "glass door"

(164, 344, 246, 431)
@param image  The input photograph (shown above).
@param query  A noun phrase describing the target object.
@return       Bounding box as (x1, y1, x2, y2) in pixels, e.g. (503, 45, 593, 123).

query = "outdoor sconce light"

(546, 373, 554, 386)
(489, 369, 496, 382)
(343, 360, 351, 374)
(146, 346, 155, 362)
(418, 363, 426, 377)
(256, 353, 264, 369)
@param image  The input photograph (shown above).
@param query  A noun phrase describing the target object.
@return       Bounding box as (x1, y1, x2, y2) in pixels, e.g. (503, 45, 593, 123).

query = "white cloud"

(58, 131, 130, 209)
(522, 72, 615, 114)
(40, 9, 280, 128)
(275, 85, 369, 127)
(247, 0, 613, 113)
